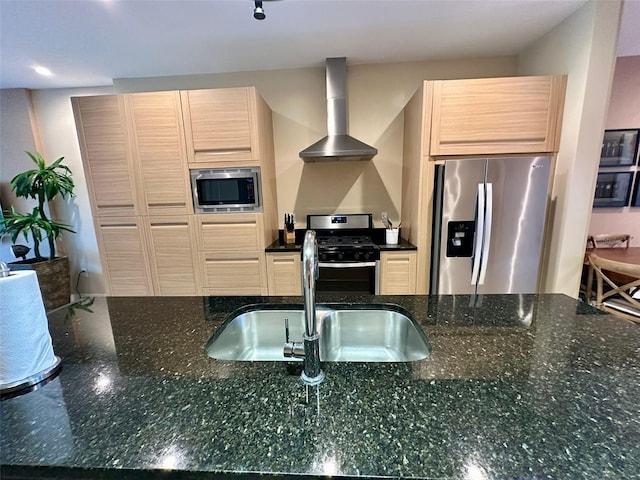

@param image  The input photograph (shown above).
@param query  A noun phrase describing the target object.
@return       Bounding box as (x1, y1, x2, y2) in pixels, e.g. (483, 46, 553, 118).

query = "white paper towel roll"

(0, 270, 58, 388)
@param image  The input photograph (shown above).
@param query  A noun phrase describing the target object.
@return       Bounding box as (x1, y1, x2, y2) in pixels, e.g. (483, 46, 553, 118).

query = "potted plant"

(1, 151, 75, 310)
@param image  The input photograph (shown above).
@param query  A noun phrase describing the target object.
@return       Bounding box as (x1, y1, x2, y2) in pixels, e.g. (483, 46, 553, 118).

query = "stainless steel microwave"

(190, 167, 262, 213)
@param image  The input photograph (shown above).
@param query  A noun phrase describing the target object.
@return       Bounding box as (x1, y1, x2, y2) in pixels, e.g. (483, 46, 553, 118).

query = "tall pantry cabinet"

(72, 87, 278, 296)
(401, 75, 566, 294)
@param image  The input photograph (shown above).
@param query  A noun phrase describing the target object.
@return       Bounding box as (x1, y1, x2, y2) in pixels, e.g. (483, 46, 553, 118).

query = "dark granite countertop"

(266, 228, 417, 252)
(1, 294, 639, 479)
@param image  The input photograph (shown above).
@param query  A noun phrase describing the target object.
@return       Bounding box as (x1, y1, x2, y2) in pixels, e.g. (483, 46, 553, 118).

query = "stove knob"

(353, 252, 360, 261)
(337, 252, 344, 261)
(320, 252, 327, 261)
(364, 252, 370, 260)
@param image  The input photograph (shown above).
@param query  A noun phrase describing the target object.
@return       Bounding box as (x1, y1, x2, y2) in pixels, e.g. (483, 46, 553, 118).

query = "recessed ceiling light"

(33, 65, 53, 77)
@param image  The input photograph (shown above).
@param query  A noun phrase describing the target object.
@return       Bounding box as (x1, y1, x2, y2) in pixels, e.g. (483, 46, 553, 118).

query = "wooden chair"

(588, 253, 640, 323)
(587, 233, 631, 249)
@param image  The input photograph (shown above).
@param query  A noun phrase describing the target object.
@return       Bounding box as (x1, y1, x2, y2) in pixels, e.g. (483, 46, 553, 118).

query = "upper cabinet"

(72, 95, 139, 218)
(180, 87, 260, 165)
(124, 91, 193, 216)
(430, 76, 566, 156)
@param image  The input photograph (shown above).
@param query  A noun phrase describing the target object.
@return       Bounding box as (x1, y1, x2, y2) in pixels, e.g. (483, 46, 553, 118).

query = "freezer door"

(477, 156, 551, 294)
(438, 158, 486, 294)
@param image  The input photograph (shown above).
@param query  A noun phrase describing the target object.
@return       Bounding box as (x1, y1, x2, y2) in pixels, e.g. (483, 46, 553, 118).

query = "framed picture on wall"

(632, 174, 640, 207)
(593, 172, 633, 208)
(599, 129, 639, 167)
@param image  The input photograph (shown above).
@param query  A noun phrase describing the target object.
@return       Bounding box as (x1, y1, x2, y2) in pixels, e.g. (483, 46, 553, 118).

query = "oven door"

(317, 261, 380, 295)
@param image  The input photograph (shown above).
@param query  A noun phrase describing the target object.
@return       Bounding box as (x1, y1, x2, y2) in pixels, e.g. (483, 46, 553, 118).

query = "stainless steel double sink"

(206, 305, 431, 362)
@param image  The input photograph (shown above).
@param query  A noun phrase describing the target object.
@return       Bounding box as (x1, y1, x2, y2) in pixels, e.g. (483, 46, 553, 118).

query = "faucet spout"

(300, 230, 324, 385)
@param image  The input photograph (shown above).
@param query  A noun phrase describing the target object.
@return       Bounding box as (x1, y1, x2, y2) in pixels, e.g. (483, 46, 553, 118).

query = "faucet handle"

(284, 317, 290, 343)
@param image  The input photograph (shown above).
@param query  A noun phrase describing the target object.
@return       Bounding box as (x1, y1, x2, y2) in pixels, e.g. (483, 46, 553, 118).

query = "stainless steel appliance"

(431, 156, 552, 294)
(299, 58, 377, 162)
(307, 213, 380, 294)
(190, 167, 262, 213)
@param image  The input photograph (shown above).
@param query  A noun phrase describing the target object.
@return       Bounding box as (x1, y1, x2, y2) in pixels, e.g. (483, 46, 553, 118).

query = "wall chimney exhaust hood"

(299, 57, 378, 162)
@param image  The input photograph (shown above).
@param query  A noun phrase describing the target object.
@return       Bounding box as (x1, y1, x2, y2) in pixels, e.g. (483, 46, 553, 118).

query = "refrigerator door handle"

(478, 182, 493, 285)
(470, 183, 485, 286)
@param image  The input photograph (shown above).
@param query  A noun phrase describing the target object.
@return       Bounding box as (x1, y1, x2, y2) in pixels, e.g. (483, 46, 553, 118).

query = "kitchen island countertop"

(1, 294, 638, 479)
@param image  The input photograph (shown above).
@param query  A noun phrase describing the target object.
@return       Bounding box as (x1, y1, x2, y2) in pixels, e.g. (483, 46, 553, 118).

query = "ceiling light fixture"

(253, 1, 265, 20)
(33, 65, 53, 77)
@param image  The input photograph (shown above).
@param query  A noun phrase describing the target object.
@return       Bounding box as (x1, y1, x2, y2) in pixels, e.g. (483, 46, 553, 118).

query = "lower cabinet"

(144, 216, 200, 295)
(379, 251, 417, 295)
(196, 214, 268, 296)
(95, 217, 153, 296)
(266, 252, 301, 296)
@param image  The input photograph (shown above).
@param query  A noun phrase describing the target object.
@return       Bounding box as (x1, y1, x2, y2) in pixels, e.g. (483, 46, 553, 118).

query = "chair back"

(587, 234, 631, 248)
(588, 253, 640, 323)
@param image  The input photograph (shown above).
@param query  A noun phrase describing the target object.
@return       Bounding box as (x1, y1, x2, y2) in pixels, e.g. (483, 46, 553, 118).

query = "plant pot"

(9, 257, 71, 311)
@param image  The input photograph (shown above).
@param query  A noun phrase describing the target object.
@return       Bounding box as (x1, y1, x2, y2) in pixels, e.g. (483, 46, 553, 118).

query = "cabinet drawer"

(201, 252, 266, 295)
(197, 214, 262, 252)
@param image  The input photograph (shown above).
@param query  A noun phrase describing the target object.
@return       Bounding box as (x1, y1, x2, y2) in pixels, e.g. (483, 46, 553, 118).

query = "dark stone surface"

(1, 294, 639, 479)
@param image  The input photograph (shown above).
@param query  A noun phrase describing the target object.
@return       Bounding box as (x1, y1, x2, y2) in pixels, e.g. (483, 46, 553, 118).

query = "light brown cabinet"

(94, 217, 153, 296)
(72, 95, 139, 218)
(74, 86, 278, 296)
(196, 214, 268, 295)
(379, 251, 417, 295)
(266, 252, 301, 296)
(181, 87, 259, 165)
(144, 216, 200, 295)
(125, 91, 193, 216)
(430, 76, 566, 156)
(402, 75, 566, 294)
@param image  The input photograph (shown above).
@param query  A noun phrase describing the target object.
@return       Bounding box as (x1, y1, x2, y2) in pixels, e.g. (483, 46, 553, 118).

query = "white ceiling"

(0, 0, 636, 90)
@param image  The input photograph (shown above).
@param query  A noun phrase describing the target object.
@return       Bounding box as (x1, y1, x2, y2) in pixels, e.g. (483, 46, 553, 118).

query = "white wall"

(0, 89, 43, 262)
(589, 55, 640, 246)
(30, 86, 115, 295)
(517, 0, 622, 297)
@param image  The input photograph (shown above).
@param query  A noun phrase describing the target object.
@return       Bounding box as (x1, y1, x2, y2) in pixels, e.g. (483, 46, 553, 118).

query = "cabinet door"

(430, 76, 565, 155)
(126, 91, 193, 216)
(266, 252, 301, 296)
(181, 87, 259, 165)
(144, 216, 200, 296)
(379, 251, 417, 295)
(201, 252, 267, 296)
(95, 217, 153, 296)
(72, 95, 139, 217)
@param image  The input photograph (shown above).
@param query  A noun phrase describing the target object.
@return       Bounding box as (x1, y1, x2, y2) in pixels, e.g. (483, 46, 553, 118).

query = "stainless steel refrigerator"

(430, 156, 552, 295)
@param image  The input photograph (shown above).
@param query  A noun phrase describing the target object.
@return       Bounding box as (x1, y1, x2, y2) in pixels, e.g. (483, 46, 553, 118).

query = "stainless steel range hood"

(300, 57, 377, 162)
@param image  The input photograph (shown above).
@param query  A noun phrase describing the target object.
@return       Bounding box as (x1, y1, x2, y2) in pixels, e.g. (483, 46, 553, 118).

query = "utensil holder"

(385, 228, 399, 245)
(284, 230, 296, 244)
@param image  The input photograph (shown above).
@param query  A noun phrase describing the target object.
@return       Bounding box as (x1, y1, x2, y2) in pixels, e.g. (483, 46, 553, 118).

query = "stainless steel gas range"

(307, 213, 380, 295)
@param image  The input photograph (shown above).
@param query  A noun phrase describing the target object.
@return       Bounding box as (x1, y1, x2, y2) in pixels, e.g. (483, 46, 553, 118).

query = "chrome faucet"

(283, 230, 325, 385)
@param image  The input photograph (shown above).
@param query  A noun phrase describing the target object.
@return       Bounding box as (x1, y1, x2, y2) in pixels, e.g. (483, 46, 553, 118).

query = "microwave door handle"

(470, 183, 485, 286)
(478, 183, 493, 286)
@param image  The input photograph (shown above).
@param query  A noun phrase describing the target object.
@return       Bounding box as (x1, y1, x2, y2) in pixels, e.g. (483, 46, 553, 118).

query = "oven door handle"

(318, 262, 377, 268)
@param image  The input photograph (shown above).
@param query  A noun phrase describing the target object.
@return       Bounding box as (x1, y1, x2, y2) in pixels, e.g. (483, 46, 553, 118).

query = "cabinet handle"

(195, 148, 251, 155)
(150, 222, 188, 227)
(201, 221, 256, 226)
(205, 257, 258, 262)
(99, 223, 137, 228)
(97, 203, 135, 208)
(148, 202, 186, 208)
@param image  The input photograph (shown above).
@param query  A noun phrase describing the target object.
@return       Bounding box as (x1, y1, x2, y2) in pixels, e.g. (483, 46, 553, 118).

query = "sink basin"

(206, 305, 431, 362)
